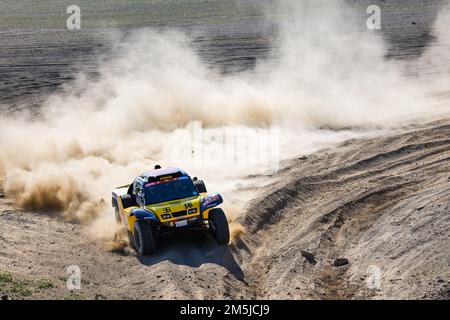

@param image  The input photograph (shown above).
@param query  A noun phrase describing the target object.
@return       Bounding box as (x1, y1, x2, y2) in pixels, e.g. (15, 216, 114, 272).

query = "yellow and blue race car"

(112, 166, 230, 256)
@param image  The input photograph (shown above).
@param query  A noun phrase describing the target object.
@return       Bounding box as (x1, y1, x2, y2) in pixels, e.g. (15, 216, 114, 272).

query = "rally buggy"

(112, 166, 230, 256)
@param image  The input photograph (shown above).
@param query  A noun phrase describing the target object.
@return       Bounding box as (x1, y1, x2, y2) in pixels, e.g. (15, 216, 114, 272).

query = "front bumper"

(155, 216, 208, 236)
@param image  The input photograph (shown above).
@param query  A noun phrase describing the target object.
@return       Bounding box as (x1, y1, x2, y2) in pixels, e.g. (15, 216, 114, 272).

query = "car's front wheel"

(127, 230, 135, 249)
(208, 208, 230, 245)
(133, 220, 156, 256)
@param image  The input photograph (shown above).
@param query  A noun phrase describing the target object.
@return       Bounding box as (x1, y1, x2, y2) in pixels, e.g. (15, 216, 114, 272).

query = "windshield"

(144, 176, 198, 205)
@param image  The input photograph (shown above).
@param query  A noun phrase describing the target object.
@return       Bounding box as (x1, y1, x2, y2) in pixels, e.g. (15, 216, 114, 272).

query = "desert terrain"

(1, 0, 450, 300)
(1, 118, 449, 300)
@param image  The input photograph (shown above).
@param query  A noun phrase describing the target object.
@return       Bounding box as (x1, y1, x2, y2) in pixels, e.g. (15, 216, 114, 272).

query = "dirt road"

(1, 119, 450, 299)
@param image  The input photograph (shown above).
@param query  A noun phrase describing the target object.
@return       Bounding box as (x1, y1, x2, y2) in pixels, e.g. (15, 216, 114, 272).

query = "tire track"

(238, 119, 450, 299)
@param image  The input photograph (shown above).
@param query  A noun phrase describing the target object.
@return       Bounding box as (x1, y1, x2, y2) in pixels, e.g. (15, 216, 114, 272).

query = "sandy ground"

(1, 119, 450, 300)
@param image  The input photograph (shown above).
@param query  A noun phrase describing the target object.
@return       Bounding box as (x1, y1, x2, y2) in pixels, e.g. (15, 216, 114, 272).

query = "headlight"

(188, 208, 197, 214)
(161, 214, 171, 219)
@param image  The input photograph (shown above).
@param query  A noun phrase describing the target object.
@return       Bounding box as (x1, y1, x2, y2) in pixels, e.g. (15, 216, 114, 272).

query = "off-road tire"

(127, 230, 135, 249)
(112, 199, 121, 223)
(133, 220, 156, 256)
(208, 208, 230, 245)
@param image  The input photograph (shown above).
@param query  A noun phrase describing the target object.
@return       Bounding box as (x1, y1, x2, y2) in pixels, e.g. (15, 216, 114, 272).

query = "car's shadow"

(137, 231, 245, 281)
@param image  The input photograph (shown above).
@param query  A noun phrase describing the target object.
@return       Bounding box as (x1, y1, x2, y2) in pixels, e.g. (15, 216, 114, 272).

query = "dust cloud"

(0, 0, 448, 245)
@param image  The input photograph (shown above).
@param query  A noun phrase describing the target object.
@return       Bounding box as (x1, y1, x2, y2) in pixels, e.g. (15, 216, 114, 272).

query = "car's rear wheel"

(112, 199, 121, 223)
(133, 220, 156, 256)
(208, 208, 230, 245)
